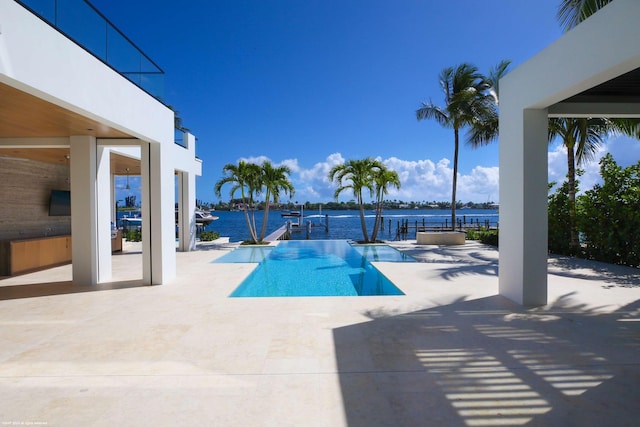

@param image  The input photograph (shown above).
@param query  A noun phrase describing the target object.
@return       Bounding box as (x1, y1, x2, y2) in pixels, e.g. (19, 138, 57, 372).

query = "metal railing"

(16, 0, 165, 100)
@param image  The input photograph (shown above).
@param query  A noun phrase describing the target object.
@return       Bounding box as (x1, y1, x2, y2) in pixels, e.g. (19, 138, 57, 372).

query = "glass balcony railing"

(174, 127, 187, 148)
(16, 0, 165, 100)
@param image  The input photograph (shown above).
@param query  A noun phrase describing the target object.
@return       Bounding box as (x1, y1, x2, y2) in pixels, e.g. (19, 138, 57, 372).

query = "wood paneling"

(0, 83, 132, 138)
(0, 235, 72, 276)
(1, 80, 143, 173)
(0, 148, 141, 175)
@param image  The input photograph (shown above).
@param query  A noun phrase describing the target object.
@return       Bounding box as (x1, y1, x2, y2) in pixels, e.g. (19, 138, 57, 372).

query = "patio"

(0, 241, 639, 426)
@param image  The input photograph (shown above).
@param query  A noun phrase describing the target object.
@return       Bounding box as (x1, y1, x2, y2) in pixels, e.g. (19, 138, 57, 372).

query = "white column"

(96, 146, 112, 282)
(177, 170, 196, 251)
(110, 172, 116, 224)
(499, 108, 548, 306)
(141, 140, 176, 285)
(70, 136, 111, 285)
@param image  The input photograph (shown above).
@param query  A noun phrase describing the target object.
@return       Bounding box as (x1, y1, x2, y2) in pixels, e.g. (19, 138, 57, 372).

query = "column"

(499, 108, 548, 306)
(141, 140, 176, 285)
(69, 136, 111, 285)
(177, 171, 196, 251)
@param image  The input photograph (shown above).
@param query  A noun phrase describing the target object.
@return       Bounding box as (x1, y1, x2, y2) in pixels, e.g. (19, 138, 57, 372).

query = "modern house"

(0, 0, 202, 285)
(499, 0, 640, 305)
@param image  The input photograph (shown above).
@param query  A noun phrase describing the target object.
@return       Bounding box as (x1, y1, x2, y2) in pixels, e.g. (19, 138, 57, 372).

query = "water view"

(202, 208, 499, 242)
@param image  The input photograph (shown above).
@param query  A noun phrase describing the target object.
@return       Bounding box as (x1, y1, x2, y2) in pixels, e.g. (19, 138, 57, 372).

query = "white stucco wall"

(498, 0, 640, 305)
(0, 0, 173, 144)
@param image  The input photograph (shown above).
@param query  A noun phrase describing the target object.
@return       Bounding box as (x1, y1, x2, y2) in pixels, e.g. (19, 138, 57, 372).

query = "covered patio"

(0, 0, 202, 286)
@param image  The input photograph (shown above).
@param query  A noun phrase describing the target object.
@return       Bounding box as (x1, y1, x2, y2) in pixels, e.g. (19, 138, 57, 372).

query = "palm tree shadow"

(400, 244, 499, 280)
(549, 255, 640, 288)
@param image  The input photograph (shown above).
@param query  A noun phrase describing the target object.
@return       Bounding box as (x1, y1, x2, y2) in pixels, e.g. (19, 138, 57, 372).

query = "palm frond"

(416, 102, 450, 127)
(557, 0, 612, 32)
(487, 60, 511, 103)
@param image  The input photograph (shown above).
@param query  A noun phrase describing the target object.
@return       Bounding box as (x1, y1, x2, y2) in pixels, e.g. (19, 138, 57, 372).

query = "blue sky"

(93, 0, 639, 204)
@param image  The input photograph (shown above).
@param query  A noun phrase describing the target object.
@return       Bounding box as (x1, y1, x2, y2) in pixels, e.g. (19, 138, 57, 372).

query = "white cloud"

(218, 137, 637, 204)
(547, 134, 638, 194)
(238, 155, 270, 165)
(547, 143, 567, 185)
(289, 153, 498, 203)
(457, 166, 500, 202)
(294, 153, 345, 201)
(280, 158, 301, 173)
(606, 135, 640, 167)
(238, 155, 301, 173)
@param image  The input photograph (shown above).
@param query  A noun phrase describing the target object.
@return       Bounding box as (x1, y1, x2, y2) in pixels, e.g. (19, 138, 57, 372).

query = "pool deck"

(0, 240, 639, 426)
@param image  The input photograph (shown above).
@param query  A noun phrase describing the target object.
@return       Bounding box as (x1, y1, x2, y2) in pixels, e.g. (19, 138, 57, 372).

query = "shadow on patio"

(0, 279, 146, 301)
(333, 294, 640, 426)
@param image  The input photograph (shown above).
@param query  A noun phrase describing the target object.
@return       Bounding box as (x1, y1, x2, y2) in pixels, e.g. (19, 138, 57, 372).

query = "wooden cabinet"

(0, 235, 72, 276)
(111, 229, 122, 252)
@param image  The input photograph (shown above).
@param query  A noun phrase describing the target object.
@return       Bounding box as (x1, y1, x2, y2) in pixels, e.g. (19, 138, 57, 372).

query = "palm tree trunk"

(451, 128, 460, 231)
(370, 199, 382, 242)
(249, 198, 259, 242)
(259, 190, 271, 241)
(358, 195, 369, 242)
(567, 145, 579, 253)
(242, 206, 258, 243)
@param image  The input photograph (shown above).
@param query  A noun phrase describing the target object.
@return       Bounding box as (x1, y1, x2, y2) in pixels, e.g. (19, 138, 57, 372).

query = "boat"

(195, 210, 218, 224)
(281, 211, 301, 218)
(174, 209, 219, 224)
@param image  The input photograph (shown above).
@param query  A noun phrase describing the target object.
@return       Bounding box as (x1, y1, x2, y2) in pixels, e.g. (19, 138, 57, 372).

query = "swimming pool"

(214, 240, 412, 297)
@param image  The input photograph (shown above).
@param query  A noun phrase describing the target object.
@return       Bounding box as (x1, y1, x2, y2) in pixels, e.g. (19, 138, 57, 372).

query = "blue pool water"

(214, 240, 409, 297)
(353, 245, 417, 263)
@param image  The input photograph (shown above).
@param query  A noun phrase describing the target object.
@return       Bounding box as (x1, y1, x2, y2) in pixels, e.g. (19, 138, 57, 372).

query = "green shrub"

(199, 230, 220, 242)
(124, 229, 142, 242)
(548, 180, 573, 255)
(466, 228, 498, 247)
(577, 154, 640, 267)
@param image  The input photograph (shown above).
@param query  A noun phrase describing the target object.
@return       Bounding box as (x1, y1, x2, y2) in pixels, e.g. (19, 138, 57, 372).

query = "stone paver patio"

(1, 241, 639, 426)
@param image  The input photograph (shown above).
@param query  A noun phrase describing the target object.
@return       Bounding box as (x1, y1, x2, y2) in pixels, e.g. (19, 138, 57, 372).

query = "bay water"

(204, 209, 499, 242)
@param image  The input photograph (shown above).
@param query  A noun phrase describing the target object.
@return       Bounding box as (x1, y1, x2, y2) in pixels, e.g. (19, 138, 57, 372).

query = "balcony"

(16, 0, 164, 100)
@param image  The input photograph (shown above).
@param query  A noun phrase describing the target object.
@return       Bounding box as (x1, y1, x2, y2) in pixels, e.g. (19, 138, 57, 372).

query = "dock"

(264, 224, 290, 242)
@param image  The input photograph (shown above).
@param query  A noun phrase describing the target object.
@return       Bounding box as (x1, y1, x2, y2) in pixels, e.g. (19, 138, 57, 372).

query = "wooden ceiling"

(0, 147, 142, 175)
(0, 83, 132, 138)
(0, 82, 141, 174)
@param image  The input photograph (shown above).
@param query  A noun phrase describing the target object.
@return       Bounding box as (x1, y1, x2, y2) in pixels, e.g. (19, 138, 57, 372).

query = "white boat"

(281, 211, 301, 218)
(195, 210, 218, 224)
(173, 209, 219, 225)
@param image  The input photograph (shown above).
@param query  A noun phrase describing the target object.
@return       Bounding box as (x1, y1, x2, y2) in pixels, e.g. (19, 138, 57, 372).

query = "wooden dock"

(264, 224, 290, 242)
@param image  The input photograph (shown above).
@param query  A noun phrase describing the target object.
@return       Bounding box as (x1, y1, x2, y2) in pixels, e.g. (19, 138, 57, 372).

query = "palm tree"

(548, 118, 609, 252)
(214, 160, 262, 243)
(258, 161, 295, 241)
(548, 117, 640, 253)
(329, 158, 383, 243)
(416, 62, 508, 229)
(557, 0, 612, 32)
(370, 167, 400, 242)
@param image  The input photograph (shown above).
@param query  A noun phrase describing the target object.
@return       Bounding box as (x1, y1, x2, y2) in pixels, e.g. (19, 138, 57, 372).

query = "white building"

(0, 0, 202, 285)
(499, 0, 640, 305)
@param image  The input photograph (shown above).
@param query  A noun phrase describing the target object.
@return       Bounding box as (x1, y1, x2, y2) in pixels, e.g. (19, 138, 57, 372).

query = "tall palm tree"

(370, 166, 400, 242)
(548, 118, 609, 252)
(214, 160, 262, 243)
(549, 117, 640, 253)
(258, 161, 295, 241)
(329, 158, 383, 243)
(416, 62, 508, 229)
(557, 0, 612, 32)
